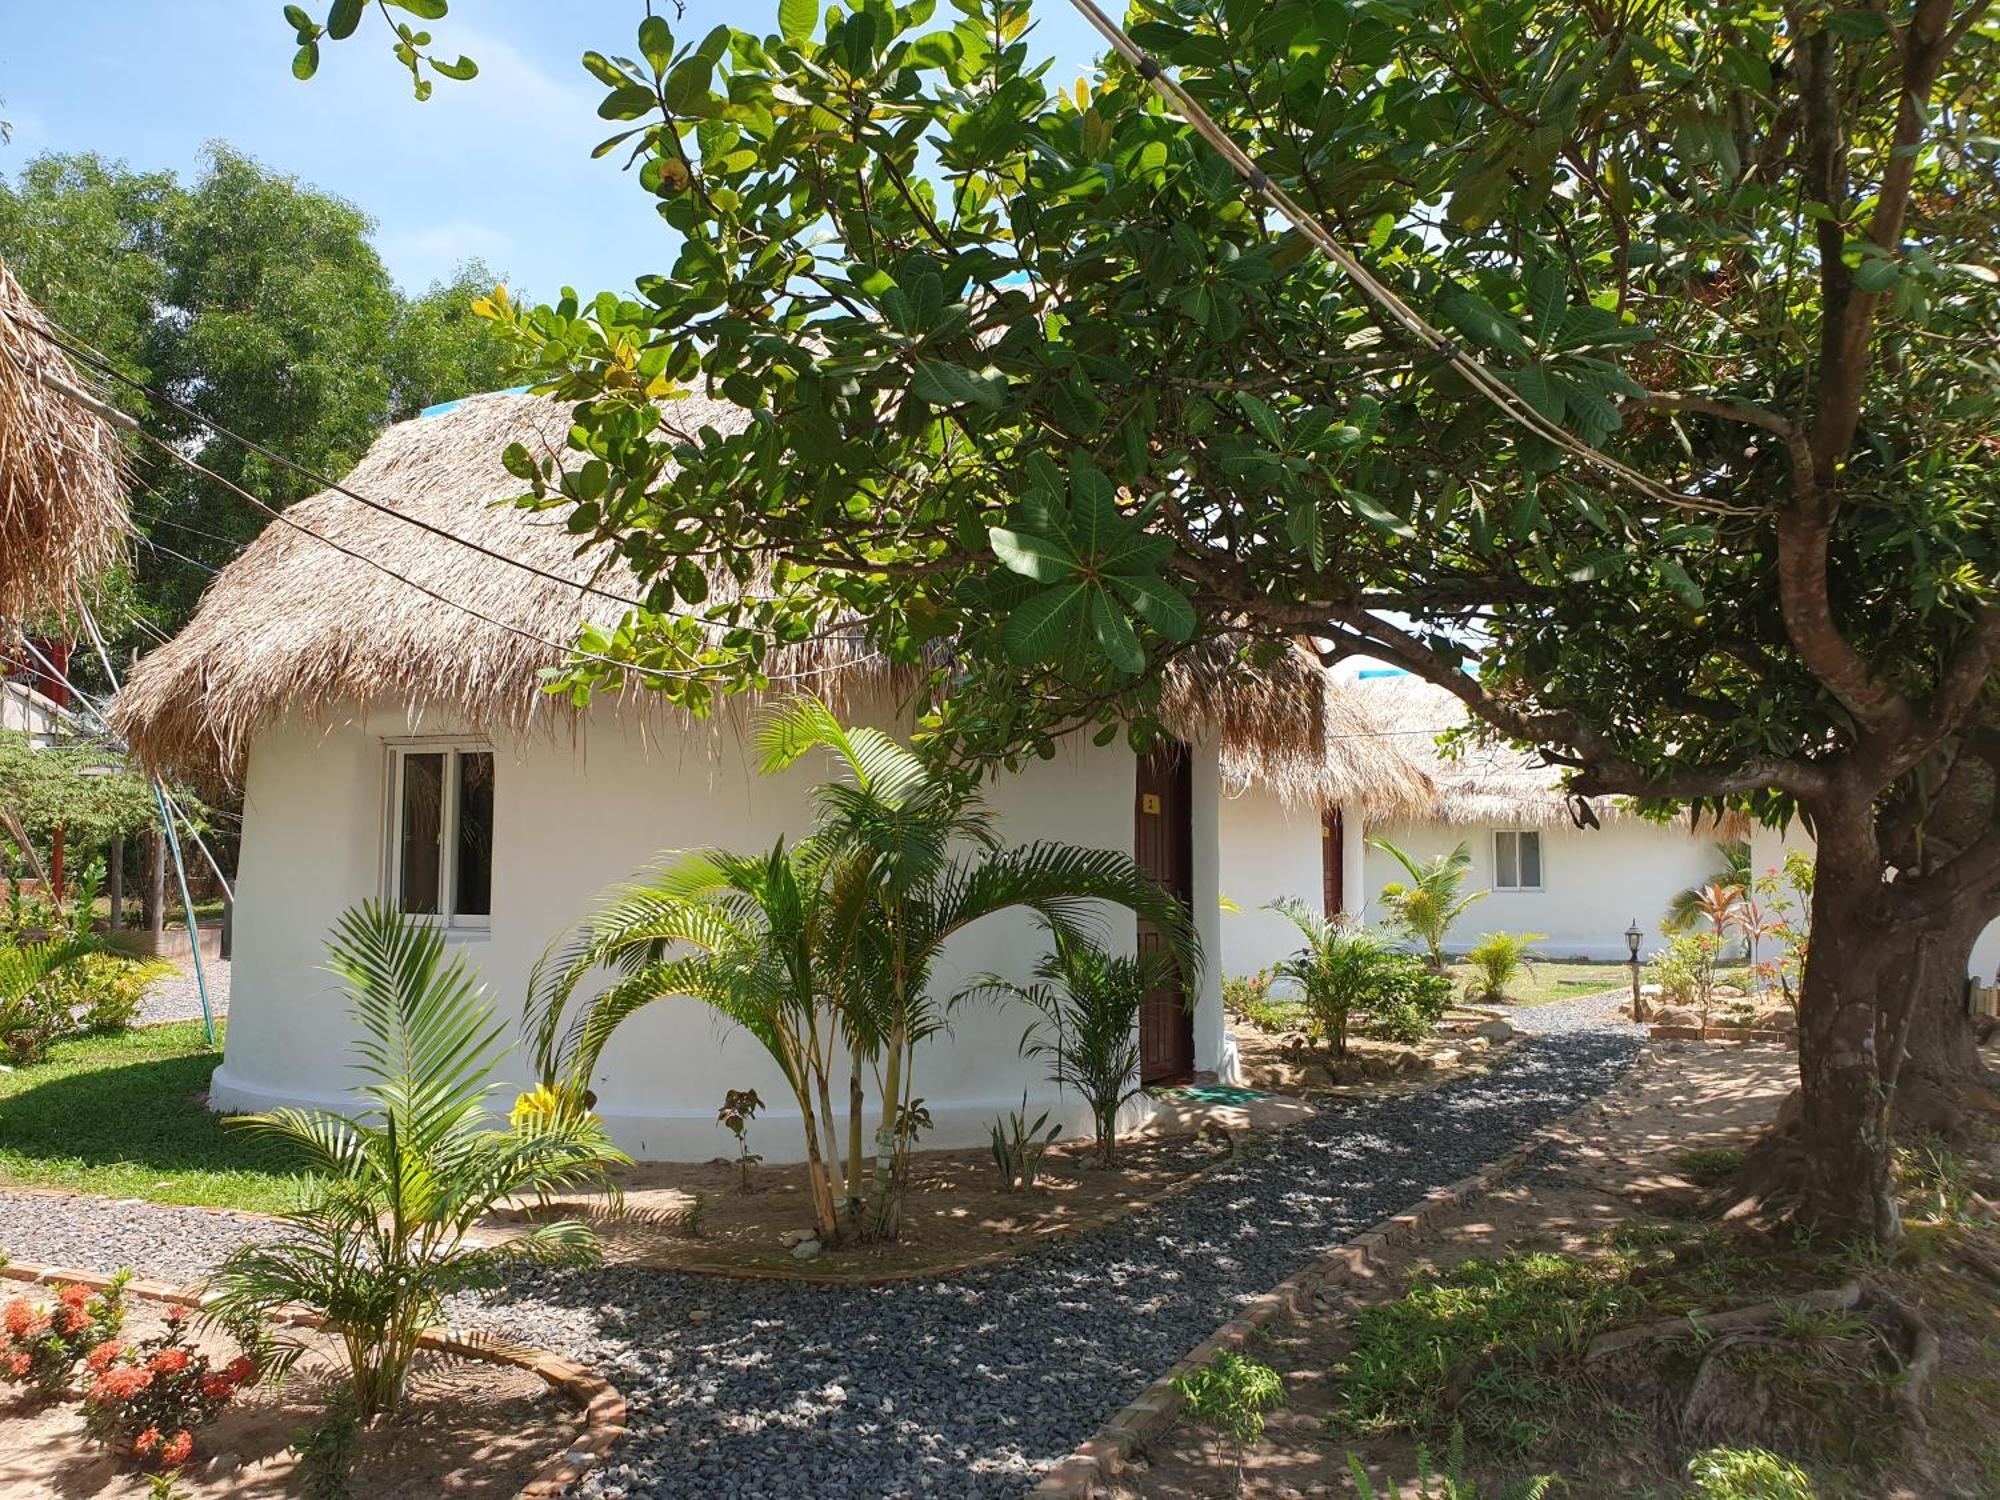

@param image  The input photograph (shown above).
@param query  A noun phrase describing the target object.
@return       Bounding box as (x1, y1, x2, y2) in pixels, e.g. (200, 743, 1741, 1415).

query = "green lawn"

(0, 1022, 304, 1213)
(1453, 957, 1754, 1007)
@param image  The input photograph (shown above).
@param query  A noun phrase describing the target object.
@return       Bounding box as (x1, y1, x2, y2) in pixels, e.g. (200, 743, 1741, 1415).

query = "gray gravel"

(138, 956, 231, 1026)
(1501, 987, 1642, 1035)
(0, 1029, 1640, 1498)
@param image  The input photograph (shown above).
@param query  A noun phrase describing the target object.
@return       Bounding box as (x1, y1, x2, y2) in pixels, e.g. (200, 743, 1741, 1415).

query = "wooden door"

(1136, 744, 1195, 1084)
(1322, 805, 1345, 919)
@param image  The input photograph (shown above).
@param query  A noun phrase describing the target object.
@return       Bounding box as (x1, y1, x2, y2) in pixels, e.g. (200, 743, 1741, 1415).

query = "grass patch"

(0, 1022, 304, 1213)
(1332, 1250, 1650, 1457)
(1674, 1147, 1746, 1187)
(1448, 959, 1753, 1008)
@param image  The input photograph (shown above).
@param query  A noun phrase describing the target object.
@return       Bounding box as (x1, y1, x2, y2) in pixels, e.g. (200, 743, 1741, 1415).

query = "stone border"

(0, 1257, 625, 1498)
(1648, 1023, 1797, 1046)
(1029, 1048, 1646, 1497)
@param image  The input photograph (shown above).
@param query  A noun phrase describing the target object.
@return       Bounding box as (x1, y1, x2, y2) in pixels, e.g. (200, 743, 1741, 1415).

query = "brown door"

(1322, 805, 1345, 919)
(1136, 744, 1195, 1085)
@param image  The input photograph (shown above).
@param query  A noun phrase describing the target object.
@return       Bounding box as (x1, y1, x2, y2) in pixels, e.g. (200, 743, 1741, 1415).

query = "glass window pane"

(398, 753, 444, 915)
(1519, 832, 1542, 888)
(1495, 831, 1518, 889)
(454, 751, 494, 919)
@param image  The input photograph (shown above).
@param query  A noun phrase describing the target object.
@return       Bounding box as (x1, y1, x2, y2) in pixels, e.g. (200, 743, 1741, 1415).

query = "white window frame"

(382, 740, 493, 932)
(1492, 828, 1544, 893)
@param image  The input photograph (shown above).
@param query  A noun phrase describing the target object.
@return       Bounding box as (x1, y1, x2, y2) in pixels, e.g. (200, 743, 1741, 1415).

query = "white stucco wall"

(1357, 818, 1740, 961)
(1214, 787, 1365, 978)
(214, 695, 1226, 1161)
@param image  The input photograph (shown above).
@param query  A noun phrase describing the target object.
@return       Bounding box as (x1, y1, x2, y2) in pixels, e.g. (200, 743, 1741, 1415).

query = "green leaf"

(913, 360, 1005, 410)
(1002, 584, 1088, 664)
(1090, 589, 1146, 675)
(1109, 575, 1197, 642)
(665, 56, 713, 116)
(599, 85, 657, 120)
(1853, 256, 1899, 293)
(326, 0, 364, 40)
(1235, 392, 1284, 447)
(1511, 365, 1565, 424)
(779, 0, 818, 45)
(581, 50, 633, 87)
(1344, 489, 1416, 540)
(1438, 289, 1533, 359)
(1654, 557, 1705, 608)
(989, 528, 1081, 583)
(430, 54, 478, 80)
(292, 40, 321, 79)
(1367, 212, 1396, 252)
(638, 14, 675, 73)
(386, 0, 449, 16)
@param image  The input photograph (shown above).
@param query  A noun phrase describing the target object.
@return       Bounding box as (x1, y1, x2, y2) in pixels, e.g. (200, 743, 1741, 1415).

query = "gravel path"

(1500, 987, 1642, 1035)
(0, 1030, 1640, 1498)
(137, 956, 231, 1026)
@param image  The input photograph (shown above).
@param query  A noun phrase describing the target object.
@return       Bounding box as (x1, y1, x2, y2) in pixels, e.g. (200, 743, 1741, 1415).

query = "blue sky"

(0, 1, 1108, 300)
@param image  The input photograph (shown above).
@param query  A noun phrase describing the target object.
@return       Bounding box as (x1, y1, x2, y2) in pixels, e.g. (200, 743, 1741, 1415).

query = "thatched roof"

(0, 258, 127, 622)
(112, 390, 1380, 807)
(1350, 673, 1739, 833)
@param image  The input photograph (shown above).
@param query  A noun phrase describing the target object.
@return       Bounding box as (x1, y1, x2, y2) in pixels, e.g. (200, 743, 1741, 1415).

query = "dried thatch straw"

(113, 391, 1375, 802)
(1351, 673, 1745, 834)
(0, 257, 127, 623)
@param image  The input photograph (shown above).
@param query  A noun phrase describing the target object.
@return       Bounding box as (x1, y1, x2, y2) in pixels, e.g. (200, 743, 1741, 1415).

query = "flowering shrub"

(0, 1271, 131, 1397)
(82, 1306, 258, 1473)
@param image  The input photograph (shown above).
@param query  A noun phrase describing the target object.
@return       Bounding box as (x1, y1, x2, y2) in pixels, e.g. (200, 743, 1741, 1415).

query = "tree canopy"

(0, 145, 522, 645)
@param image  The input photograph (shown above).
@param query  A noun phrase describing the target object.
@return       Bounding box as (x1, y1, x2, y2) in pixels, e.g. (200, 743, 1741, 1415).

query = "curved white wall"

(215, 698, 1225, 1161)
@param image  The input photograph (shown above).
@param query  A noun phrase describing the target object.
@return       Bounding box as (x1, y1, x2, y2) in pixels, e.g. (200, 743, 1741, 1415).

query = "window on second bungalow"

(387, 745, 493, 927)
(1493, 829, 1543, 892)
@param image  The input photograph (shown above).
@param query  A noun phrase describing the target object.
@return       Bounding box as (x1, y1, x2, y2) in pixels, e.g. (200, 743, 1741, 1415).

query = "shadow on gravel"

(468, 1033, 1644, 1500)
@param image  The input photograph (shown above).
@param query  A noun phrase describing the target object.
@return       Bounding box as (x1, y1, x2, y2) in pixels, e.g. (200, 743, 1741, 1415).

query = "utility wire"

(1062, 0, 1750, 519)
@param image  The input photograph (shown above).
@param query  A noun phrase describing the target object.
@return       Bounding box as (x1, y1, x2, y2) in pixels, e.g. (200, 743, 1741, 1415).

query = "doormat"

(1150, 1083, 1269, 1106)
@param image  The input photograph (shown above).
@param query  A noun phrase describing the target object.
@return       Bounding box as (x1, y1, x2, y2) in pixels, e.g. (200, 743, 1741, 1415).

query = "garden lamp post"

(1626, 920, 1645, 1022)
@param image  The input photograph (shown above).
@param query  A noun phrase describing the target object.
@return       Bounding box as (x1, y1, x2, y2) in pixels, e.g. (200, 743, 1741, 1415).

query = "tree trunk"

(107, 837, 124, 932)
(1891, 912, 1999, 1138)
(143, 831, 166, 940)
(1788, 804, 1902, 1245)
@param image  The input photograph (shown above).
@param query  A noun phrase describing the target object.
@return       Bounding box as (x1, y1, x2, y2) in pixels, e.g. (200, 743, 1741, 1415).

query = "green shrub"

(1685, 1445, 1817, 1499)
(1460, 932, 1546, 1004)
(989, 1093, 1061, 1191)
(43, 952, 175, 1034)
(0, 937, 99, 1064)
(1225, 969, 1296, 1033)
(1649, 932, 1722, 1018)
(1174, 1350, 1285, 1493)
(1360, 952, 1454, 1044)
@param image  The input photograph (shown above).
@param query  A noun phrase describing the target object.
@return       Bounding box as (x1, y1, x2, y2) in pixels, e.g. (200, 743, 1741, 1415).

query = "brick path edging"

(0, 1258, 625, 1498)
(1029, 1067, 1637, 1497)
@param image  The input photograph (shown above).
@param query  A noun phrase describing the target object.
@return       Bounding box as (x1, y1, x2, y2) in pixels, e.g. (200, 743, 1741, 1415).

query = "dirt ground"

(1117, 1040, 2000, 1499)
(481, 1019, 1511, 1280)
(0, 1305, 576, 1497)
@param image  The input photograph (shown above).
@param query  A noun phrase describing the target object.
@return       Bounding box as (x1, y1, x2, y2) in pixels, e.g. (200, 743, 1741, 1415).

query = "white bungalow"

(112, 392, 1372, 1162)
(1219, 669, 1794, 974)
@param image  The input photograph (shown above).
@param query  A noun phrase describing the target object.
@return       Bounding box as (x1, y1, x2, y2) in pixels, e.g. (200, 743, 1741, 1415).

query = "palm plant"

(1267, 899, 1399, 1058)
(206, 903, 624, 1421)
(0, 935, 97, 1064)
(1370, 838, 1486, 971)
(527, 839, 858, 1243)
(1663, 840, 1753, 935)
(966, 924, 1168, 1165)
(754, 697, 1199, 1239)
(1460, 932, 1547, 1004)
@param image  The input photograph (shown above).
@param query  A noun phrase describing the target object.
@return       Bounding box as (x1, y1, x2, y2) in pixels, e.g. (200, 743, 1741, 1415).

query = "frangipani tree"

(287, 1, 1996, 1247)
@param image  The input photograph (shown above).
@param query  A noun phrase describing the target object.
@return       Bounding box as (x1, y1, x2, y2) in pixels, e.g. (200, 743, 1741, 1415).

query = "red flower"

(200, 1374, 236, 1401)
(3, 1352, 29, 1378)
(85, 1339, 126, 1373)
(133, 1426, 162, 1455)
(164, 1305, 189, 1326)
(159, 1429, 194, 1468)
(223, 1355, 258, 1386)
(2, 1298, 45, 1339)
(92, 1365, 153, 1400)
(55, 1283, 92, 1308)
(148, 1347, 191, 1375)
(56, 1304, 88, 1334)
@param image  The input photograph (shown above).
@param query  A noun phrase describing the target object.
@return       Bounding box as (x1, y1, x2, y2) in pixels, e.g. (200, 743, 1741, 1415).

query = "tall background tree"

(292, 0, 1995, 1251)
(0, 145, 520, 653)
